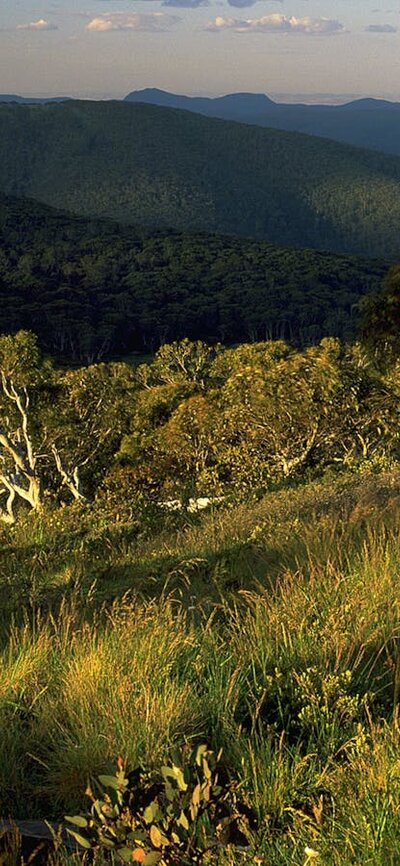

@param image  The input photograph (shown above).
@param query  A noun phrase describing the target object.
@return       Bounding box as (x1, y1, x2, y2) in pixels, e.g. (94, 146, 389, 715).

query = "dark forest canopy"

(0, 193, 388, 363)
(0, 101, 400, 258)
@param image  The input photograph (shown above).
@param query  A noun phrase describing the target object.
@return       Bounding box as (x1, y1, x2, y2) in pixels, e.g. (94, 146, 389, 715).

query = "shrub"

(66, 744, 253, 864)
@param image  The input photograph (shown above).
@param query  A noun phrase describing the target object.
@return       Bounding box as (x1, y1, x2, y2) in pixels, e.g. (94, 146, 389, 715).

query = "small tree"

(0, 372, 43, 522)
(0, 331, 47, 522)
(0, 332, 139, 523)
(0, 370, 85, 524)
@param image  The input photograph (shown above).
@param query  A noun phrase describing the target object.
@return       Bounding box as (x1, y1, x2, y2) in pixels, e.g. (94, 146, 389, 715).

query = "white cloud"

(17, 19, 58, 31)
(86, 12, 180, 31)
(205, 14, 345, 34)
(365, 23, 397, 32)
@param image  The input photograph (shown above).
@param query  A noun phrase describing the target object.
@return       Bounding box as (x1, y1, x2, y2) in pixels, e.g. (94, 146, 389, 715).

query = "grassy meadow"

(1, 468, 400, 863)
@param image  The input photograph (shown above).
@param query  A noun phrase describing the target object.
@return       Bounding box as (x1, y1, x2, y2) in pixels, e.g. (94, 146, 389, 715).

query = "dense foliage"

(114, 335, 400, 501)
(66, 744, 251, 863)
(1, 101, 400, 258)
(1, 329, 400, 524)
(359, 264, 400, 362)
(0, 193, 387, 362)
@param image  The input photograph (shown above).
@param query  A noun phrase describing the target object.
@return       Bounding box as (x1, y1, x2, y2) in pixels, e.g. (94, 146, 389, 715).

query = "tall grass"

(1, 471, 400, 862)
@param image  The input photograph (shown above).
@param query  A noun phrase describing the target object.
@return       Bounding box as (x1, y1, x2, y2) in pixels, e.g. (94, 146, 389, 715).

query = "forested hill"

(125, 89, 400, 158)
(0, 192, 387, 362)
(0, 101, 400, 258)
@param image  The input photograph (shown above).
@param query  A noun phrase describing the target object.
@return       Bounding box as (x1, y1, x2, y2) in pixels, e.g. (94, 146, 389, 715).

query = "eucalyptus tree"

(0, 331, 136, 522)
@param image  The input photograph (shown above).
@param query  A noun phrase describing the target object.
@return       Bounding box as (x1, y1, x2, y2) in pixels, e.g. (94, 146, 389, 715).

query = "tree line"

(1, 293, 399, 522)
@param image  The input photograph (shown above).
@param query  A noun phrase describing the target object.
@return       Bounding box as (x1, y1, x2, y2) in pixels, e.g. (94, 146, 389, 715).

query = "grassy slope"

(0, 101, 400, 257)
(1, 470, 400, 863)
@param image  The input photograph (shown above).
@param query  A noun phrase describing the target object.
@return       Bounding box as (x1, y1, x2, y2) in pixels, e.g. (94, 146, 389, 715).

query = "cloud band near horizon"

(205, 14, 345, 34)
(86, 12, 180, 31)
(16, 19, 58, 31)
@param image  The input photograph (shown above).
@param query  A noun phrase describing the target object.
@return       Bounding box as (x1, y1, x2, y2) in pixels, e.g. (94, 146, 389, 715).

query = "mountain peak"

(339, 97, 400, 111)
(124, 88, 276, 116)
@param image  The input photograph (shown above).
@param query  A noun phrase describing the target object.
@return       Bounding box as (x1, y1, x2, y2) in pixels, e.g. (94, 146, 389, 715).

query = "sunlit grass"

(1, 471, 400, 861)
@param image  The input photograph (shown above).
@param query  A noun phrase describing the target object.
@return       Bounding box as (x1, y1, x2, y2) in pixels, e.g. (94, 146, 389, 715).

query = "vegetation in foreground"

(1, 468, 400, 864)
(1, 315, 400, 862)
(0, 472, 400, 866)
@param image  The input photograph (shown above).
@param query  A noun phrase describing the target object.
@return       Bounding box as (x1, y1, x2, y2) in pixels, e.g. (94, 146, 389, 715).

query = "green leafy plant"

(65, 744, 253, 864)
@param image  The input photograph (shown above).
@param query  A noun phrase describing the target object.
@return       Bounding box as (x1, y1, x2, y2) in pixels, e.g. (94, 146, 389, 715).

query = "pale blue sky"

(0, 0, 399, 100)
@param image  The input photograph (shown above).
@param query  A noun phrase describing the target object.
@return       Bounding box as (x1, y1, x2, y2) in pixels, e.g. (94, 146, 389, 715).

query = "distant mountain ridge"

(125, 88, 277, 118)
(125, 89, 400, 156)
(3, 89, 400, 157)
(0, 99, 400, 259)
(0, 95, 71, 104)
(337, 98, 400, 112)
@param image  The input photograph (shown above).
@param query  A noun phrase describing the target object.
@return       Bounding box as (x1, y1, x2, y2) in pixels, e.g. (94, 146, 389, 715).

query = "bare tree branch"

(0, 477, 16, 524)
(51, 445, 86, 502)
(0, 374, 42, 515)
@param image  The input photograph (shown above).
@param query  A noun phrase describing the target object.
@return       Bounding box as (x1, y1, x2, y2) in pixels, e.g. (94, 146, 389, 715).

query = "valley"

(0, 100, 400, 258)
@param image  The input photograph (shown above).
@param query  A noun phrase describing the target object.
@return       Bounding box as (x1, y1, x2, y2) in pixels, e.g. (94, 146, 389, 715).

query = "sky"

(0, 0, 399, 101)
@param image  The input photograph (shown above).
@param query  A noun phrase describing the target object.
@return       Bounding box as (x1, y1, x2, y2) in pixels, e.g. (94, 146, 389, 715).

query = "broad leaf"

(118, 847, 136, 863)
(150, 825, 163, 848)
(65, 815, 88, 828)
(143, 853, 162, 866)
(65, 828, 92, 850)
(99, 774, 125, 791)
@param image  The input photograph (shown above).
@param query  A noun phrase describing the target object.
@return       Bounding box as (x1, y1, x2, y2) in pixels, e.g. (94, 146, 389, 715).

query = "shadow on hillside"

(0, 532, 295, 638)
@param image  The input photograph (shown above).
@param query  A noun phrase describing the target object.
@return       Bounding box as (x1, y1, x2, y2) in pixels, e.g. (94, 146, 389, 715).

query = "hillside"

(2, 323, 400, 864)
(0, 193, 387, 361)
(3, 91, 400, 158)
(0, 101, 400, 258)
(126, 88, 400, 157)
